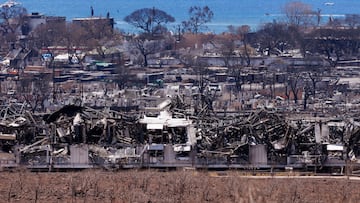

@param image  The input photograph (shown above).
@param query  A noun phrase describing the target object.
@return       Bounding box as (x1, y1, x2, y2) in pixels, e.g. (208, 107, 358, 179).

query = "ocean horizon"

(11, 0, 360, 33)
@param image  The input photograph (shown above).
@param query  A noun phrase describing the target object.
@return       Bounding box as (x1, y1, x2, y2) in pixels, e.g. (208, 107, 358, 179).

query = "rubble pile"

(195, 110, 295, 160)
(0, 103, 41, 151)
(0, 101, 360, 172)
(17, 104, 142, 167)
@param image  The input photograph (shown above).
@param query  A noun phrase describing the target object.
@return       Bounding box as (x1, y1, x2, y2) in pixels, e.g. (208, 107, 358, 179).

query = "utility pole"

(45, 51, 55, 103)
(52, 60, 56, 102)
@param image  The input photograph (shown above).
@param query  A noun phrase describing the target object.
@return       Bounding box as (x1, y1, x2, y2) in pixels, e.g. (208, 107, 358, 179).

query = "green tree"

(182, 6, 214, 34)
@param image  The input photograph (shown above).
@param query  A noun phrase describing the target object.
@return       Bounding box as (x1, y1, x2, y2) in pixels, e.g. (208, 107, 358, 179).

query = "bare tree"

(30, 21, 66, 50)
(72, 19, 119, 58)
(115, 65, 133, 89)
(216, 27, 257, 92)
(307, 71, 321, 96)
(0, 3, 27, 47)
(129, 34, 167, 67)
(303, 83, 311, 110)
(215, 35, 236, 68)
(316, 8, 322, 26)
(282, 1, 316, 27)
(29, 18, 122, 63)
(228, 25, 252, 66)
(62, 23, 89, 54)
(344, 14, 360, 28)
(229, 62, 244, 92)
(286, 72, 303, 104)
(182, 6, 214, 34)
(302, 65, 323, 110)
(113, 53, 137, 89)
(305, 28, 360, 67)
(256, 22, 300, 56)
(124, 7, 175, 35)
(21, 73, 52, 112)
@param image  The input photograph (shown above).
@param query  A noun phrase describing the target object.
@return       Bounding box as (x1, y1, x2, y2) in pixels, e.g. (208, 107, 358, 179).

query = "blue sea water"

(11, 0, 360, 33)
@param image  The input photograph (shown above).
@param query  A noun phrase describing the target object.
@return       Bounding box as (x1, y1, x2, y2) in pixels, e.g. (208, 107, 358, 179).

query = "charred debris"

(0, 96, 360, 174)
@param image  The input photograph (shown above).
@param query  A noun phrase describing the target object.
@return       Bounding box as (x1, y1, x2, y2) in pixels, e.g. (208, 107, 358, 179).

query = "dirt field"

(0, 169, 360, 203)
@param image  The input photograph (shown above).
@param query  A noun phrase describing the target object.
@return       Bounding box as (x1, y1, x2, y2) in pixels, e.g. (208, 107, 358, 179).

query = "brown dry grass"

(0, 169, 359, 203)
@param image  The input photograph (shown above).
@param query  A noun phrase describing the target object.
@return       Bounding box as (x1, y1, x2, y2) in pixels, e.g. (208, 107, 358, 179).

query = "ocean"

(12, 0, 360, 33)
